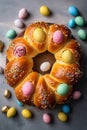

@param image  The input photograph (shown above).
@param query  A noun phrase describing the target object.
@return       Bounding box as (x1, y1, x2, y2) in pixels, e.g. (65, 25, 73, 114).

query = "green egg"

(6, 29, 17, 39)
(78, 29, 87, 40)
(57, 83, 69, 96)
(75, 16, 85, 27)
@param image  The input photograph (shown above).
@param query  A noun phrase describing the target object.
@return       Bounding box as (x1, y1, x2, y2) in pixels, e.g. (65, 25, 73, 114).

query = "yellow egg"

(33, 27, 46, 42)
(21, 109, 32, 119)
(62, 50, 74, 63)
(40, 5, 50, 16)
(7, 107, 17, 118)
(58, 112, 68, 122)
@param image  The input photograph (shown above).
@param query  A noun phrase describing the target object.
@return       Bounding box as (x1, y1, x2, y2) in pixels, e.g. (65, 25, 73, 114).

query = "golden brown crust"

(4, 56, 33, 87)
(55, 39, 81, 62)
(4, 22, 82, 109)
(47, 24, 71, 53)
(34, 77, 56, 109)
(44, 74, 59, 90)
(51, 61, 81, 85)
(24, 22, 49, 53)
(55, 85, 73, 104)
(44, 74, 73, 104)
(15, 72, 39, 105)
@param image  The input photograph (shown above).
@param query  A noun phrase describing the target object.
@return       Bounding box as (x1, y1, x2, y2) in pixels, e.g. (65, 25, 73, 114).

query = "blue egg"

(68, 19, 76, 28)
(16, 99, 23, 107)
(68, 6, 79, 16)
(62, 104, 71, 114)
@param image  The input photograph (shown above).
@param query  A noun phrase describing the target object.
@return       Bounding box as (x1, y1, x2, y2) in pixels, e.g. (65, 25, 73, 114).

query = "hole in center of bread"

(33, 51, 56, 75)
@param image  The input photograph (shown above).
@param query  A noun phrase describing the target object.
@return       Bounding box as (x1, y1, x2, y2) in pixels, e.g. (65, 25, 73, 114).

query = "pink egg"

(43, 113, 51, 124)
(72, 91, 82, 100)
(14, 45, 26, 57)
(22, 82, 35, 96)
(18, 8, 29, 19)
(53, 30, 64, 43)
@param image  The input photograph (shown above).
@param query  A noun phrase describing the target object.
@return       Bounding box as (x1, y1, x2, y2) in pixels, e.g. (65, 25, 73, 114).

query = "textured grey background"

(0, 0, 87, 130)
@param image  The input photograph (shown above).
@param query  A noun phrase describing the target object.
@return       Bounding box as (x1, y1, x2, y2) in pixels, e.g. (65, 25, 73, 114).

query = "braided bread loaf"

(4, 22, 82, 109)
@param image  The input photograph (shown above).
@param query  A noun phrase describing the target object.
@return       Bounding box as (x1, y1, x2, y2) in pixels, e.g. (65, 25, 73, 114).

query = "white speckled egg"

(14, 19, 25, 28)
(40, 62, 51, 72)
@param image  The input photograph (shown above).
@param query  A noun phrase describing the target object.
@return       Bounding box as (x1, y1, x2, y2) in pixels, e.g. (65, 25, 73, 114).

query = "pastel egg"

(2, 106, 9, 113)
(68, 6, 79, 16)
(62, 104, 71, 114)
(33, 27, 46, 42)
(77, 29, 87, 40)
(58, 112, 68, 122)
(72, 91, 82, 100)
(6, 29, 17, 39)
(68, 19, 76, 28)
(21, 109, 32, 119)
(40, 62, 51, 72)
(16, 99, 23, 107)
(14, 19, 25, 28)
(75, 16, 85, 27)
(62, 50, 74, 63)
(43, 113, 51, 124)
(40, 5, 50, 16)
(18, 8, 29, 19)
(7, 107, 17, 118)
(57, 83, 69, 96)
(53, 30, 64, 43)
(14, 45, 26, 57)
(22, 82, 35, 96)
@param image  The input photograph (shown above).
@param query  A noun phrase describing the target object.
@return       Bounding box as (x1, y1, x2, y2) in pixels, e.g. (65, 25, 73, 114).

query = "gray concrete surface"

(0, 0, 87, 130)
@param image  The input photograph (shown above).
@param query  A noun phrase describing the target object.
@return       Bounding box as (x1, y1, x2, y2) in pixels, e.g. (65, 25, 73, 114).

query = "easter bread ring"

(4, 22, 82, 109)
